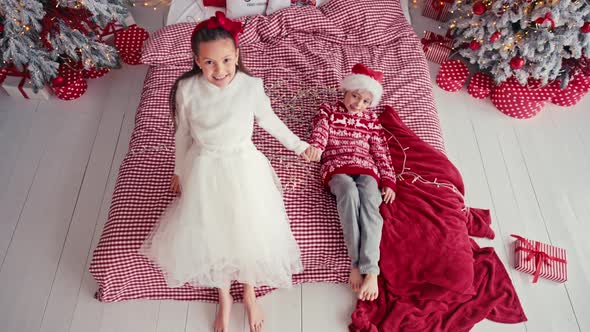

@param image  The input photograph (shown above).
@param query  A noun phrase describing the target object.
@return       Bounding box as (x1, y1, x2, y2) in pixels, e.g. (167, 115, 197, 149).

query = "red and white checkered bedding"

(90, 0, 445, 302)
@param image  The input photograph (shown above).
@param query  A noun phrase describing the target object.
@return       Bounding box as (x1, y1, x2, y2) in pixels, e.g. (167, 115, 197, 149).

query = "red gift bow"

(421, 34, 453, 52)
(535, 12, 556, 30)
(99, 21, 133, 39)
(41, 0, 98, 50)
(511, 234, 567, 283)
(351, 63, 383, 83)
(193, 11, 244, 45)
(3, 65, 31, 99)
(431, 0, 454, 12)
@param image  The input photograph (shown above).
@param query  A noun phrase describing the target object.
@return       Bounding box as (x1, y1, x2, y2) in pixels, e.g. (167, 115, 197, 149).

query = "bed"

(90, 1, 527, 330)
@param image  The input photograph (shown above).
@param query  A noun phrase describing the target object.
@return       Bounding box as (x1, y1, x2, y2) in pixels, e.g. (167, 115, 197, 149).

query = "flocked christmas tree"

(449, 0, 590, 87)
(0, 0, 131, 90)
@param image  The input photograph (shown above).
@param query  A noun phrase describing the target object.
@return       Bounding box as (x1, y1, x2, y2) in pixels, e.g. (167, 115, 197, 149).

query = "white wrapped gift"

(2, 76, 51, 100)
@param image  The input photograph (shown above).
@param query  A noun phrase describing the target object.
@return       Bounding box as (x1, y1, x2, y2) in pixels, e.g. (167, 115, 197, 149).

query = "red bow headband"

(351, 63, 384, 84)
(192, 11, 244, 45)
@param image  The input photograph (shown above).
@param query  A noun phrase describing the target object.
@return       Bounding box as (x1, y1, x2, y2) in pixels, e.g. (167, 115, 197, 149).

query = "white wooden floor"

(1, 6, 589, 332)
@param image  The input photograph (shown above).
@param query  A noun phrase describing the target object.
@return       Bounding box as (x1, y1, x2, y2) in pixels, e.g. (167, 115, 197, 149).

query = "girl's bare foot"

(214, 288, 233, 332)
(349, 267, 362, 293)
(243, 284, 264, 332)
(359, 273, 379, 301)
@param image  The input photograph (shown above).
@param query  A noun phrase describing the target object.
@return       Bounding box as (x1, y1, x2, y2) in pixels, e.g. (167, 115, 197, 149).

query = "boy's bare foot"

(349, 267, 362, 293)
(359, 273, 379, 301)
(214, 288, 233, 332)
(244, 284, 264, 332)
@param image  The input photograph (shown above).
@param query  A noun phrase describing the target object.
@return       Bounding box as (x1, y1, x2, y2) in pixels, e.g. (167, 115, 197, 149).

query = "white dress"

(140, 72, 308, 289)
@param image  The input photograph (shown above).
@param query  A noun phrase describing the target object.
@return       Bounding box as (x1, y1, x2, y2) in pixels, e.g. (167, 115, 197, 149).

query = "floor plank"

(0, 88, 108, 332)
(69, 69, 144, 332)
(155, 301, 188, 332)
(301, 283, 356, 332)
(38, 63, 145, 332)
(255, 286, 302, 332)
(0, 102, 39, 264)
(185, 302, 217, 332)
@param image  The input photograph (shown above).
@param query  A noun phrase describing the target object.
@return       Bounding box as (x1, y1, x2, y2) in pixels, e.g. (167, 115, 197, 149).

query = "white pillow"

(166, 0, 222, 25)
(226, 0, 269, 19)
(266, 0, 290, 15)
(266, 0, 328, 15)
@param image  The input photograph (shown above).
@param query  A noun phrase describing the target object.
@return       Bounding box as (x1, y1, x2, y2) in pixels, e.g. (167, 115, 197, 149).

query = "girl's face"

(195, 38, 239, 88)
(343, 90, 373, 114)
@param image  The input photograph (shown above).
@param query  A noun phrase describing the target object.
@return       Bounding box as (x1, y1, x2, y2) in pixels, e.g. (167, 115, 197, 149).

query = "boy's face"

(195, 38, 239, 88)
(343, 90, 373, 113)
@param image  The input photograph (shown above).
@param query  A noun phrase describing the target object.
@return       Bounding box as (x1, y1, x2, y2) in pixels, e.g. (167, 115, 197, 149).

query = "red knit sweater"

(309, 102, 396, 191)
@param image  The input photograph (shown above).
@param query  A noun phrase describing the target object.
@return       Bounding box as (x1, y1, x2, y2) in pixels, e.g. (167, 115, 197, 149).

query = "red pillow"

(203, 0, 226, 7)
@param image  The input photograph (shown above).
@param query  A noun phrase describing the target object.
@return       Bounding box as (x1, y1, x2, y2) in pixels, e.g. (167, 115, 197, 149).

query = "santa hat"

(340, 64, 384, 107)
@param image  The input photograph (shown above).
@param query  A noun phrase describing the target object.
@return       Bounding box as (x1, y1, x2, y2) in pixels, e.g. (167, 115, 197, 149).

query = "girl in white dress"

(140, 12, 316, 332)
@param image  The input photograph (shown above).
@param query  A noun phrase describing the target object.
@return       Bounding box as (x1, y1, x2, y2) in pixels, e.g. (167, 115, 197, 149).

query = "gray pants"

(328, 174, 383, 275)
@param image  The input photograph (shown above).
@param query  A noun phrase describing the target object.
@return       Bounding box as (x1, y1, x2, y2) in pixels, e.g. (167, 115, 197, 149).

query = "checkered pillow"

(141, 23, 195, 67)
(141, 0, 406, 67)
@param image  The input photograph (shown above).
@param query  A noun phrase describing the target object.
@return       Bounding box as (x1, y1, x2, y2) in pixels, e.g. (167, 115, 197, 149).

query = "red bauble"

(473, 1, 486, 15)
(469, 40, 481, 50)
(51, 76, 65, 87)
(581, 22, 590, 33)
(490, 31, 501, 42)
(510, 57, 525, 70)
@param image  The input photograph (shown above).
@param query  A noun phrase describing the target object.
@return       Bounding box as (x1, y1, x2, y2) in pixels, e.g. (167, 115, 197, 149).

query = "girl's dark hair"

(169, 27, 250, 129)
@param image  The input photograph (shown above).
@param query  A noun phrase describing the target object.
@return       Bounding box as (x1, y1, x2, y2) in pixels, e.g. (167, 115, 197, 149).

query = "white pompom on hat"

(340, 63, 384, 107)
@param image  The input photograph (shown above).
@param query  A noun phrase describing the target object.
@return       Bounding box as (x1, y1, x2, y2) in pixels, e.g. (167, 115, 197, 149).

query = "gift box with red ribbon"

(423, 0, 454, 21)
(511, 234, 567, 283)
(0, 66, 51, 100)
(436, 59, 468, 92)
(421, 31, 454, 64)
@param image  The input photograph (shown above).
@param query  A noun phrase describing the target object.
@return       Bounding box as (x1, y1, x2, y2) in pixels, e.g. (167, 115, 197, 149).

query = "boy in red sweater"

(307, 64, 396, 301)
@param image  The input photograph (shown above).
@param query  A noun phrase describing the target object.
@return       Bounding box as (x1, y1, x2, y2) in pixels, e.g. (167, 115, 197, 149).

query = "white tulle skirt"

(140, 142, 303, 289)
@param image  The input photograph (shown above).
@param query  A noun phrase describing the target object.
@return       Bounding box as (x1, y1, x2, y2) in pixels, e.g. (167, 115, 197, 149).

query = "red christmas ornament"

(469, 40, 481, 50)
(0, 24, 4, 33)
(472, 1, 486, 15)
(510, 57, 525, 70)
(581, 22, 590, 33)
(51, 76, 65, 87)
(490, 31, 501, 42)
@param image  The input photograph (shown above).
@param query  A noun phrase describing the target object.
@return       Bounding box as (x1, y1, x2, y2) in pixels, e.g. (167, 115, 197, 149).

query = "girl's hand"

(170, 175, 181, 194)
(302, 146, 322, 162)
(381, 187, 395, 204)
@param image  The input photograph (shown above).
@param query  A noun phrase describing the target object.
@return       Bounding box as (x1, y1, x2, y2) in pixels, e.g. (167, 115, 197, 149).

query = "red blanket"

(349, 106, 527, 331)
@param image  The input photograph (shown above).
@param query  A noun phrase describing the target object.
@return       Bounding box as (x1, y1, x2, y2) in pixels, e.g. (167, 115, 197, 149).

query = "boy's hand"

(303, 146, 322, 162)
(170, 175, 181, 194)
(381, 187, 395, 204)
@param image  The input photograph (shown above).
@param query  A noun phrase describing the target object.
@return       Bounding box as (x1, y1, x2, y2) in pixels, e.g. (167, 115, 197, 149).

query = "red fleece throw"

(349, 106, 527, 332)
